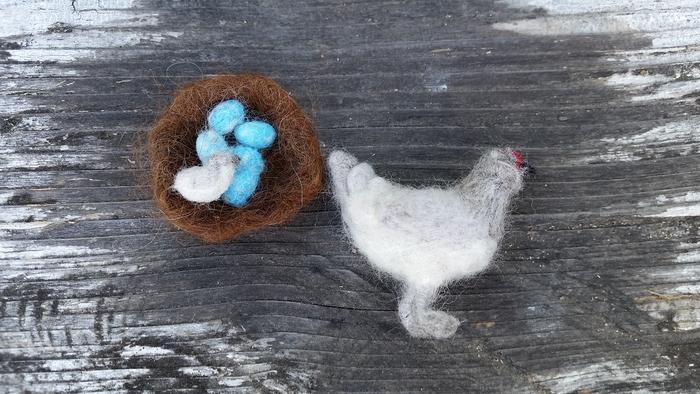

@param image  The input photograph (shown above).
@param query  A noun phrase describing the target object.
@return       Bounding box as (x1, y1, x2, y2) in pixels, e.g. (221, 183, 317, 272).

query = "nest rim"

(148, 74, 323, 243)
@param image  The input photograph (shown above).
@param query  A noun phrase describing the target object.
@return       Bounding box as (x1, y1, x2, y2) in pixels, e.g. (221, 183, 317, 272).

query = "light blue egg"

(222, 145, 265, 207)
(234, 120, 276, 149)
(195, 129, 230, 164)
(207, 99, 245, 135)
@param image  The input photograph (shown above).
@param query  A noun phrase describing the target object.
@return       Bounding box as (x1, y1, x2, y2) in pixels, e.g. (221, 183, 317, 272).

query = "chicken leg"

(398, 284, 460, 339)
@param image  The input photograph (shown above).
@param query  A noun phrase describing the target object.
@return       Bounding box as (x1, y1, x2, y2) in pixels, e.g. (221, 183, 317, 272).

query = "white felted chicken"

(328, 148, 530, 339)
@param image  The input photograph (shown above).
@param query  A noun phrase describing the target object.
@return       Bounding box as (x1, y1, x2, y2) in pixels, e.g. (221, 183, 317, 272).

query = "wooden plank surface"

(1, 0, 699, 392)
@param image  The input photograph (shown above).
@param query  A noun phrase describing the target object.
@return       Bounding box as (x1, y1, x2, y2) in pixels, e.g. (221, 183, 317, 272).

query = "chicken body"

(329, 149, 525, 338)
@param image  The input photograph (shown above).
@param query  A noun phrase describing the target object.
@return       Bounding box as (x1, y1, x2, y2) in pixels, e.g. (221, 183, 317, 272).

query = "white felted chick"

(172, 153, 238, 203)
(328, 148, 528, 339)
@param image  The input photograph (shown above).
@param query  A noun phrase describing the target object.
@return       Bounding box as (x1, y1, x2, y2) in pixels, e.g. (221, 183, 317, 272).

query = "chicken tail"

(328, 150, 377, 203)
(328, 150, 358, 203)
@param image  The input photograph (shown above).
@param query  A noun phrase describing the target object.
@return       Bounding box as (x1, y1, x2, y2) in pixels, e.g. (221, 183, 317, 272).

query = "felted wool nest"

(148, 74, 323, 243)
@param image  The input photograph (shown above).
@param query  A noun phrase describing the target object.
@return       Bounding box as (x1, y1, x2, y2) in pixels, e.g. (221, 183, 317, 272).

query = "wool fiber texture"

(176, 100, 277, 207)
(222, 144, 266, 207)
(196, 129, 231, 163)
(208, 99, 245, 135)
(328, 148, 526, 338)
(172, 153, 237, 203)
(148, 74, 324, 243)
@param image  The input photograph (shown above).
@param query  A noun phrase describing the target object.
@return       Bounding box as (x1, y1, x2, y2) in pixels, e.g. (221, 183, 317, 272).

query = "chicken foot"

(398, 284, 460, 339)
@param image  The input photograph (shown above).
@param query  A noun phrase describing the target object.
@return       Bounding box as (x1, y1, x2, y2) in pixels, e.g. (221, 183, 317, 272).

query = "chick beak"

(512, 150, 535, 177)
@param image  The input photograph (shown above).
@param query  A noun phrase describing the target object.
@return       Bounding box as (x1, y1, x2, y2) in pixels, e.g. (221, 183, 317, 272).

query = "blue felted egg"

(222, 145, 265, 207)
(196, 129, 230, 164)
(207, 99, 245, 135)
(234, 120, 276, 149)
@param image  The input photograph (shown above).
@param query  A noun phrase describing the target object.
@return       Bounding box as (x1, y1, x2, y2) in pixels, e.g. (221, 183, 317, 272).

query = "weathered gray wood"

(1, 0, 699, 392)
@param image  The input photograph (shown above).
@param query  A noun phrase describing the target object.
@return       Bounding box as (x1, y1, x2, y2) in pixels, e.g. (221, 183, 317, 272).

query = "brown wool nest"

(148, 74, 324, 243)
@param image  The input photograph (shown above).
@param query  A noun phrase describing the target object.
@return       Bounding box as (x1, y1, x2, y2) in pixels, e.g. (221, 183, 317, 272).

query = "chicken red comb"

(512, 150, 523, 169)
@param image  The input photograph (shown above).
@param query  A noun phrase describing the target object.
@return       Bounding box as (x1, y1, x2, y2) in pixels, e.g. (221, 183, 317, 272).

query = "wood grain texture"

(1, 0, 699, 392)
